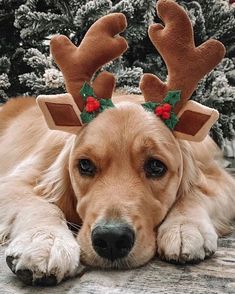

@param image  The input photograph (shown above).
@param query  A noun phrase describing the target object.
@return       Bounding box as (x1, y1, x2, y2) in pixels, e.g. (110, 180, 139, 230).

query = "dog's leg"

(0, 179, 80, 286)
(157, 199, 219, 263)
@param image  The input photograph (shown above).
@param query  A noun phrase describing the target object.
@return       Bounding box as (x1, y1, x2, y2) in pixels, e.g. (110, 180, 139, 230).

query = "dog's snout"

(91, 222, 135, 261)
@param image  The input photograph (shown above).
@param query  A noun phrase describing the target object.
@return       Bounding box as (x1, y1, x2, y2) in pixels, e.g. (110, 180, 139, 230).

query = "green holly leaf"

(80, 110, 96, 124)
(99, 98, 115, 112)
(80, 82, 95, 101)
(170, 112, 179, 128)
(164, 112, 179, 130)
(141, 102, 158, 112)
(163, 91, 181, 107)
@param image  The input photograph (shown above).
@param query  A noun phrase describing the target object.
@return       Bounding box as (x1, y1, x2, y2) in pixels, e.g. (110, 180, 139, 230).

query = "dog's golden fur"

(0, 96, 235, 283)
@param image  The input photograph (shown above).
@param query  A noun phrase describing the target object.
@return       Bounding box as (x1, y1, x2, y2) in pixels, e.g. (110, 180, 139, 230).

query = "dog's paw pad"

(34, 275, 57, 286)
(6, 256, 16, 273)
(9, 260, 57, 286)
(204, 247, 216, 258)
(179, 255, 202, 265)
(16, 269, 33, 285)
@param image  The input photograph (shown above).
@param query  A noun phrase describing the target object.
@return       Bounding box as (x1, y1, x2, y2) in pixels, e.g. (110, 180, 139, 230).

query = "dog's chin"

(80, 248, 155, 270)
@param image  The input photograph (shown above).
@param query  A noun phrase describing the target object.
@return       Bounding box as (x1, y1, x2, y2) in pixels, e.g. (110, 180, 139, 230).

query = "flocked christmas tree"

(0, 0, 234, 147)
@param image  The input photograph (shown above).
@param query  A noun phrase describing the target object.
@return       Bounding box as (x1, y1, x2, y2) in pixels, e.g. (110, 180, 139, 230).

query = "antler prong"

(140, 0, 225, 114)
(50, 13, 128, 110)
(140, 74, 165, 103)
(140, 0, 225, 142)
(93, 71, 116, 99)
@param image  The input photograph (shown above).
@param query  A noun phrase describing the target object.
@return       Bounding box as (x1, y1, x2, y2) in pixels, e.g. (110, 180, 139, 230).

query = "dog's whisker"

(66, 220, 82, 227)
(81, 247, 99, 268)
(65, 221, 82, 231)
(129, 252, 138, 268)
(71, 231, 78, 237)
(67, 223, 82, 229)
(123, 257, 131, 269)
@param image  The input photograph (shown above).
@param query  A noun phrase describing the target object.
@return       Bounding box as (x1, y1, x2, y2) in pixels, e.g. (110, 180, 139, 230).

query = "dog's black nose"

(91, 222, 135, 261)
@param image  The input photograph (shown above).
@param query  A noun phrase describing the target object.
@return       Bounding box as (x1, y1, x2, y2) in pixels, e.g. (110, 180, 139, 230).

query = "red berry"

(162, 111, 171, 120)
(162, 103, 171, 112)
(86, 96, 96, 103)
(155, 106, 163, 116)
(92, 100, 100, 111)
(85, 103, 94, 112)
(85, 97, 100, 112)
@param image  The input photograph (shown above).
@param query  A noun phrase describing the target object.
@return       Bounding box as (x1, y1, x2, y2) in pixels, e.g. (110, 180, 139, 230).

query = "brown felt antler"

(37, 13, 128, 133)
(140, 0, 225, 141)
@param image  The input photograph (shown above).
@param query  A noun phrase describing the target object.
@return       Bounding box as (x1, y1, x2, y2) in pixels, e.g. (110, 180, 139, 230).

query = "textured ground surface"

(0, 226, 234, 293)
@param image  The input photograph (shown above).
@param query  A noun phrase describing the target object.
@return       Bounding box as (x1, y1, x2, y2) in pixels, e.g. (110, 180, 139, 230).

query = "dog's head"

(69, 101, 183, 267)
(36, 0, 224, 268)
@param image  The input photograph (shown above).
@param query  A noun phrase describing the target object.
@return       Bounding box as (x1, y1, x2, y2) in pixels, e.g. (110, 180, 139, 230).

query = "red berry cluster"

(155, 103, 171, 120)
(85, 96, 100, 112)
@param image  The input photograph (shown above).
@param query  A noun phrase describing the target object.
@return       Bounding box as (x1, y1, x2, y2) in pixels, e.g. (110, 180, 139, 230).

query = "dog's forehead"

(74, 102, 178, 153)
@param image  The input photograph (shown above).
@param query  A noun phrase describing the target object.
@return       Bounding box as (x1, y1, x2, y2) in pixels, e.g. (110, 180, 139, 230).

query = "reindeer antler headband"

(37, 0, 225, 142)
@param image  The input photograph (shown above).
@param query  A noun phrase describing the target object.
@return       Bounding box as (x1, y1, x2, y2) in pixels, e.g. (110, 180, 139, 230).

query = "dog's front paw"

(5, 227, 80, 286)
(157, 221, 218, 264)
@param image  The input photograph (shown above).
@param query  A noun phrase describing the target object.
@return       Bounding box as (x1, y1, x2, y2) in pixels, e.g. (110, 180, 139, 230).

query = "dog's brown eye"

(144, 158, 167, 179)
(78, 159, 97, 177)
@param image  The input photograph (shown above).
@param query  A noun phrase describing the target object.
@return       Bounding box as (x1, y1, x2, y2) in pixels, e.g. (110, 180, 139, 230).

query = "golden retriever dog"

(0, 0, 235, 287)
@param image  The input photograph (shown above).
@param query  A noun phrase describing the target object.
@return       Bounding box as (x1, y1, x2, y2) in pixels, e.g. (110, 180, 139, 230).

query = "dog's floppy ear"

(34, 136, 81, 224)
(37, 13, 128, 133)
(140, 0, 225, 142)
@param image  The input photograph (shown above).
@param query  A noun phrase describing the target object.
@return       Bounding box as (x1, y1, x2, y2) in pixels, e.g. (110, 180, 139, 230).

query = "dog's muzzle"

(91, 221, 135, 261)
